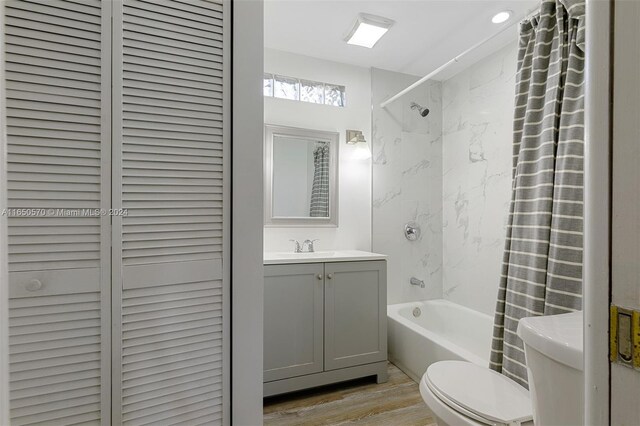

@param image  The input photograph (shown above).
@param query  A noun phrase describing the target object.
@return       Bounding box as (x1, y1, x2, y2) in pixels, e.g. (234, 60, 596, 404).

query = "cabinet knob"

(317, 274, 323, 280)
(327, 274, 333, 280)
(25, 279, 43, 291)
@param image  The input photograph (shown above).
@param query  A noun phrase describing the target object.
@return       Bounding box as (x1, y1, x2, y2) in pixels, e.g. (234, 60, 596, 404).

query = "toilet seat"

(422, 361, 533, 425)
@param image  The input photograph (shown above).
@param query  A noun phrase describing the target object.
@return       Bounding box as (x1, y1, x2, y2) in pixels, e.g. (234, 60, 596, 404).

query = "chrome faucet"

(302, 239, 318, 253)
(289, 239, 302, 253)
(410, 277, 425, 288)
(290, 239, 319, 253)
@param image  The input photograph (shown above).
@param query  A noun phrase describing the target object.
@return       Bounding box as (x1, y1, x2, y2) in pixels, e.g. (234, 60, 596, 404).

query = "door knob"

(317, 274, 323, 280)
(327, 274, 333, 280)
(25, 279, 43, 291)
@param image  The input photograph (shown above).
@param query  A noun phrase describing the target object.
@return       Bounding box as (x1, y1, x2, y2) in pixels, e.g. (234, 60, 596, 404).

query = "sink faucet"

(290, 239, 319, 253)
(302, 239, 318, 253)
(289, 239, 302, 253)
(410, 277, 425, 288)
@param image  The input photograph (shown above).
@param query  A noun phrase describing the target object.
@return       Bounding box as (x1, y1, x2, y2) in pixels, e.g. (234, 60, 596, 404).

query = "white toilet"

(419, 311, 583, 426)
(518, 311, 584, 425)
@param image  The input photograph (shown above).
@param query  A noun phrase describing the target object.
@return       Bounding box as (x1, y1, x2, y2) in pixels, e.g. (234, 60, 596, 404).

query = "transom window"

(264, 73, 346, 107)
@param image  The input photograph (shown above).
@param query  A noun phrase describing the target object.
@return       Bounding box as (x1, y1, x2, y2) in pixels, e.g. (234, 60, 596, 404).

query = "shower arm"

(379, 8, 539, 109)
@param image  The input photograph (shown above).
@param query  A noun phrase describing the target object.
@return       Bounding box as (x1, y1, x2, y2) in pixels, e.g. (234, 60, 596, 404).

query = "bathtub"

(387, 299, 493, 382)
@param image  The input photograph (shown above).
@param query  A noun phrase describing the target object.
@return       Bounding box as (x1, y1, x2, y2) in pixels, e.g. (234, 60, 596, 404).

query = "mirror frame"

(264, 124, 339, 227)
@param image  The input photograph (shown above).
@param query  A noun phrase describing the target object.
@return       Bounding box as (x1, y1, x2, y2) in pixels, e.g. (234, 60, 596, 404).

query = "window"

(300, 80, 324, 104)
(324, 83, 346, 107)
(274, 75, 299, 100)
(263, 73, 274, 97)
(263, 73, 346, 107)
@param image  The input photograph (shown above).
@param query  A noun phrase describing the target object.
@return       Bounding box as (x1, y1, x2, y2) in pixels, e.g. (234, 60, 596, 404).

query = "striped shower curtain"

(310, 143, 330, 217)
(489, 0, 585, 388)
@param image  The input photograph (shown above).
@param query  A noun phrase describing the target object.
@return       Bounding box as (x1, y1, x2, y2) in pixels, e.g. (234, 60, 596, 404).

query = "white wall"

(371, 69, 444, 305)
(264, 49, 372, 252)
(441, 43, 517, 315)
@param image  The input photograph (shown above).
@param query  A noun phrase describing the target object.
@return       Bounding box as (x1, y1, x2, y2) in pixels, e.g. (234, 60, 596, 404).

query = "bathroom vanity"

(263, 250, 388, 396)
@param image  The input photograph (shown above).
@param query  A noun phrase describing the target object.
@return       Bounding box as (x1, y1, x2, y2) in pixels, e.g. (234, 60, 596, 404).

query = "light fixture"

(344, 13, 394, 49)
(346, 129, 366, 144)
(491, 11, 512, 24)
(346, 130, 371, 160)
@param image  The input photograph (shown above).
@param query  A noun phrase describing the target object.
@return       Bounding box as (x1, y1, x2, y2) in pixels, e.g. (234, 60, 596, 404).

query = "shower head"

(410, 102, 430, 117)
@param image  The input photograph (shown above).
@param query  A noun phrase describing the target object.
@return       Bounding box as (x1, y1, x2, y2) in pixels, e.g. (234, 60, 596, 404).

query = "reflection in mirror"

(272, 138, 329, 218)
(265, 125, 339, 227)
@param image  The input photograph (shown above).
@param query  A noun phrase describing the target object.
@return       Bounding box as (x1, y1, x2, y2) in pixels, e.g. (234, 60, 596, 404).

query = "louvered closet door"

(112, 1, 229, 424)
(4, 1, 111, 425)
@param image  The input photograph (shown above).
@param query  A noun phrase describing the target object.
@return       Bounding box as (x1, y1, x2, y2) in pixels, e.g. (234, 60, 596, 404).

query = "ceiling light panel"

(345, 13, 394, 49)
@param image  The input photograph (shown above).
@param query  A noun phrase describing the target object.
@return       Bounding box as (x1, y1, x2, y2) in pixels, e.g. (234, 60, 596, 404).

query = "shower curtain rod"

(379, 9, 538, 109)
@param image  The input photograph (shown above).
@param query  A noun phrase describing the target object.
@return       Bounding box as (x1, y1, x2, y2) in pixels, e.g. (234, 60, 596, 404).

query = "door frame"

(231, 0, 265, 424)
(584, 0, 613, 424)
(609, 0, 640, 423)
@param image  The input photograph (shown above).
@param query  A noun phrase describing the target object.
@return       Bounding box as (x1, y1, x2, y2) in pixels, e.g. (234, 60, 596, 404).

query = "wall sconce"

(346, 129, 366, 144)
(346, 130, 371, 160)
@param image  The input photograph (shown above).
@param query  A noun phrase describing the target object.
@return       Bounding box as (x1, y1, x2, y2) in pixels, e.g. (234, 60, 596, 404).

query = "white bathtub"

(387, 299, 493, 382)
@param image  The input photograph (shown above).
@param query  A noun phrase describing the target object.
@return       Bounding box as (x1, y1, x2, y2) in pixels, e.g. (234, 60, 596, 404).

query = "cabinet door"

(264, 263, 324, 382)
(324, 261, 387, 371)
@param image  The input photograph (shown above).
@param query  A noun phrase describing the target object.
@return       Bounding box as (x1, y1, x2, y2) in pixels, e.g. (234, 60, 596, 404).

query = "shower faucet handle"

(404, 222, 421, 241)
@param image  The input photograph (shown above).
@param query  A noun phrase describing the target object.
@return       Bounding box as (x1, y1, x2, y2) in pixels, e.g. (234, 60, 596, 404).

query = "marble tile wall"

(441, 43, 517, 315)
(372, 43, 517, 312)
(372, 68, 443, 305)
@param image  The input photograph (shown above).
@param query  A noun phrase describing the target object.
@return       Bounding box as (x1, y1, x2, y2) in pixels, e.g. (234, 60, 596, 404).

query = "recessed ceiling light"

(491, 11, 512, 24)
(345, 13, 394, 49)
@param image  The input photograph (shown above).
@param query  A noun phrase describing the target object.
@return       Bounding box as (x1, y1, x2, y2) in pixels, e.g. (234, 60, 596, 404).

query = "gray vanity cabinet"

(264, 259, 387, 396)
(264, 263, 324, 382)
(324, 261, 387, 370)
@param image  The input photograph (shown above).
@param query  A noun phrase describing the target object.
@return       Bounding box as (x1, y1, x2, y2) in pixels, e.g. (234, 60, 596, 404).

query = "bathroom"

(0, 0, 637, 425)
(260, 0, 619, 425)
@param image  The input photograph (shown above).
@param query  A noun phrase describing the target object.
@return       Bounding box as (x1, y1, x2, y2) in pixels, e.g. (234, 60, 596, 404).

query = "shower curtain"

(489, 0, 585, 388)
(310, 143, 330, 217)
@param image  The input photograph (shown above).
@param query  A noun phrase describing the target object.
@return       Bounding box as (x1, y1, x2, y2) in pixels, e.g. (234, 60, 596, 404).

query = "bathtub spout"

(410, 277, 425, 288)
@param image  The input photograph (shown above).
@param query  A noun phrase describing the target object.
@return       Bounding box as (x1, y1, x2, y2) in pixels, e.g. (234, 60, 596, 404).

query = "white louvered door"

(4, 0, 111, 425)
(3, 0, 229, 424)
(111, 1, 229, 424)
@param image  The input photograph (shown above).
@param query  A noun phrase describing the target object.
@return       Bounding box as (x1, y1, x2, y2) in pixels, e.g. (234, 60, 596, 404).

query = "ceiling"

(265, 0, 538, 79)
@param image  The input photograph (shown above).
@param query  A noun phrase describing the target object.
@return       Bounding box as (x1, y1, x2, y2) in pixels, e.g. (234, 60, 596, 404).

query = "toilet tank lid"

(517, 311, 583, 371)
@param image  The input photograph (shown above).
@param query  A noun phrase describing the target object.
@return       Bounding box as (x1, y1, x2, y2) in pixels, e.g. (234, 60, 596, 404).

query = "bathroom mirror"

(265, 124, 339, 227)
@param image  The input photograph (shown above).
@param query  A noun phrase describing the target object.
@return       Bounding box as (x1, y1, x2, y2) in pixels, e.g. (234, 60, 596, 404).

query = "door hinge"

(610, 304, 640, 370)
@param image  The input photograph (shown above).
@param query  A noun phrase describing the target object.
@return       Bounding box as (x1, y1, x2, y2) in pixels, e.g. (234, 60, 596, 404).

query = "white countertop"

(264, 250, 387, 265)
